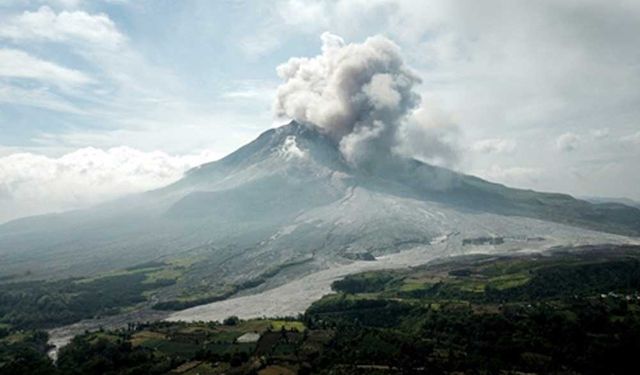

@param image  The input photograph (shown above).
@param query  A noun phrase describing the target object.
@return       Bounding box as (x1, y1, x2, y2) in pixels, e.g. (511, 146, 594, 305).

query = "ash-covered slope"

(0, 121, 638, 282)
(163, 120, 640, 237)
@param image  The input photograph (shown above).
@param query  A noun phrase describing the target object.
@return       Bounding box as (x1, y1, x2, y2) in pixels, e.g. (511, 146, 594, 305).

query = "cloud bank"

(0, 147, 216, 223)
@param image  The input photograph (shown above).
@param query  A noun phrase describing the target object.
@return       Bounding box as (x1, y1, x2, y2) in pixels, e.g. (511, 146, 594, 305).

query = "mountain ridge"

(0, 120, 638, 286)
(163, 120, 640, 237)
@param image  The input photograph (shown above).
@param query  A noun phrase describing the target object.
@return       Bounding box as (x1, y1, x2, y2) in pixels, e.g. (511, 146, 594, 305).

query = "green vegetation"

(331, 271, 398, 293)
(56, 319, 302, 374)
(76, 260, 187, 286)
(270, 320, 306, 332)
(307, 245, 640, 373)
(151, 287, 237, 311)
(0, 330, 56, 375)
(0, 268, 175, 330)
(4, 245, 640, 374)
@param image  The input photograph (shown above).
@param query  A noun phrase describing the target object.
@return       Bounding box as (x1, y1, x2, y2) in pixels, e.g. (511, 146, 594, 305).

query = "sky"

(0, 0, 639, 223)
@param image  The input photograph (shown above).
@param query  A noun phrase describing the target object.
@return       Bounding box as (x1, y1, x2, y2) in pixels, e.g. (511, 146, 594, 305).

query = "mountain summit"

(1, 121, 639, 288)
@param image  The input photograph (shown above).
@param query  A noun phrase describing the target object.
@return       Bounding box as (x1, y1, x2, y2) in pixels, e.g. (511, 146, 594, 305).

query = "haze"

(1, 0, 640, 224)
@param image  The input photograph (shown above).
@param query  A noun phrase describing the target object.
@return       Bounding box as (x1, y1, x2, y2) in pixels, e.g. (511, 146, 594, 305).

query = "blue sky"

(0, 0, 289, 154)
(1, 0, 640, 222)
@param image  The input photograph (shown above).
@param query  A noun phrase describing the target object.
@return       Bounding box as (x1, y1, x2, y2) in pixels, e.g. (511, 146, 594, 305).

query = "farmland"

(4, 244, 640, 374)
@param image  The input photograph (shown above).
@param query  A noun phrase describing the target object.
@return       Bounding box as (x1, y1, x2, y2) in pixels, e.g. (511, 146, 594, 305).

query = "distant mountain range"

(581, 196, 640, 209)
(1, 121, 638, 289)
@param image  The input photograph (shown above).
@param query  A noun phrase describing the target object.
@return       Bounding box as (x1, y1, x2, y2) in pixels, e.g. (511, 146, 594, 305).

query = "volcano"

(1, 121, 639, 288)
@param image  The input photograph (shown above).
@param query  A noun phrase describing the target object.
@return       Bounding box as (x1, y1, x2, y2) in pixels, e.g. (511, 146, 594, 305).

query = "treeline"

(489, 259, 640, 301)
(331, 271, 398, 294)
(56, 335, 176, 375)
(307, 295, 416, 328)
(340, 257, 640, 303)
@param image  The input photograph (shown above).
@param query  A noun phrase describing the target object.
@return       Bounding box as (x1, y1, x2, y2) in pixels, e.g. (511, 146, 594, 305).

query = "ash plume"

(274, 32, 459, 169)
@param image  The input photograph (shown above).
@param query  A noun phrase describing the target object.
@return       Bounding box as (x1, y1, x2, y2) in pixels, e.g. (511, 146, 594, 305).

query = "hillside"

(0, 121, 638, 309)
(0, 121, 353, 281)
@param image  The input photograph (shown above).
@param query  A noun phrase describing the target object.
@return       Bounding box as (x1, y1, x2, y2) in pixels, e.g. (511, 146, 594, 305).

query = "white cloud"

(0, 4, 233, 148)
(0, 6, 125, 48)
(0, 48, 93, 86)
(265, 1, 640, 175)
(0, 147, 218, 223)
(556, 132, 581, 152)
(39, 0, 84, 9)
(590, 128, 610, 139)
(622, 131, 640, 145)
(2, 0, 640, 208)
(239, 33, 282, 58)
(471, 138, 516, 154)
(220, 80, 277, 101)
(276, 0, 329, 31)
(0, 6, 129, 112)
(0, 83, 86, 113)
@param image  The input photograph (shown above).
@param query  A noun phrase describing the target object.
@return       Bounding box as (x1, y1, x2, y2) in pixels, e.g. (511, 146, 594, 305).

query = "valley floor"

(167, 241, 452, 322)
(43, 231, 639, 359)
(46, 240, 452, 359)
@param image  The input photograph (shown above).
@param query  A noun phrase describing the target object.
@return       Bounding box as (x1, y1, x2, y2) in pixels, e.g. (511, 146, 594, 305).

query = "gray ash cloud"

(274, 32, 459, 169)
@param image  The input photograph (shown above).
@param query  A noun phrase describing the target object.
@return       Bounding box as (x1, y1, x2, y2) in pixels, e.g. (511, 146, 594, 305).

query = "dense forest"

(0, 271, 174, 330)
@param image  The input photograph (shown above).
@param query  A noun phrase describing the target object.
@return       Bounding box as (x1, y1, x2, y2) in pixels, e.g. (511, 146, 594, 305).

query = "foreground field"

(3, 244, 640, 374)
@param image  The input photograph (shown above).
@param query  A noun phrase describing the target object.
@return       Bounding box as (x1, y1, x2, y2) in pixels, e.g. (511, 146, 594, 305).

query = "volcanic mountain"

(1, 121, 639, 289)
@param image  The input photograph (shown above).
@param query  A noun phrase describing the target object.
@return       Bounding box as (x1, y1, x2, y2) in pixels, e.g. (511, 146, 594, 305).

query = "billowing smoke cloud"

(275, 32, 457, 168)
(396, 105, 460, 167)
